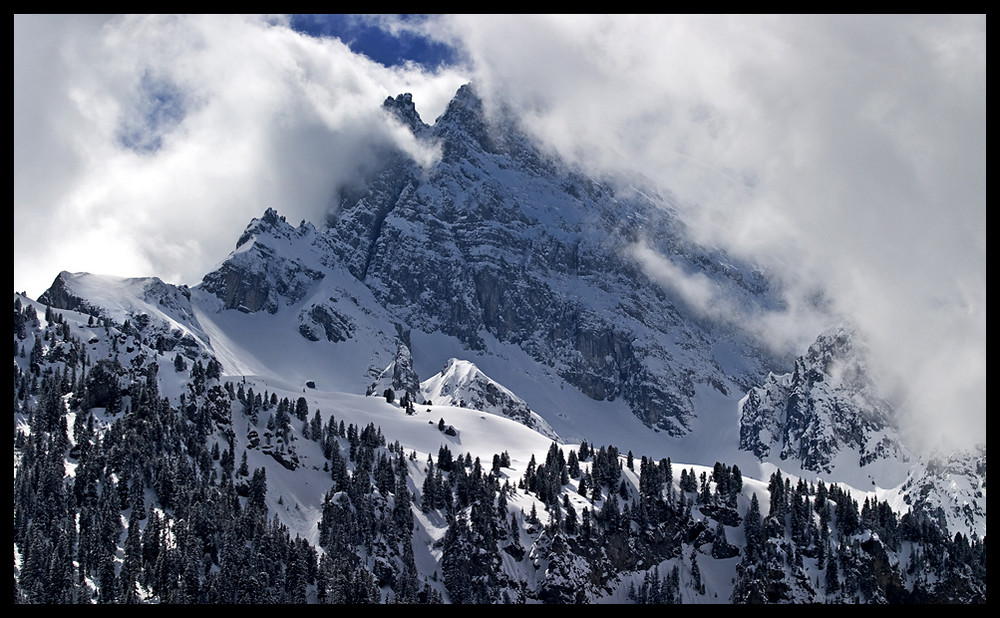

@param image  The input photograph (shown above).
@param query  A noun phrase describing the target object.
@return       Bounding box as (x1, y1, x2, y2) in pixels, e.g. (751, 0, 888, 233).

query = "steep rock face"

(739, 325, 906, 474)
(367, 343, 423, 404)
(382, 92, 430, 136)
(323, 84, 778, 436)
(421, 358, 559, 440)
(200, 208, 325, 314)
(298, 299, 355, 343)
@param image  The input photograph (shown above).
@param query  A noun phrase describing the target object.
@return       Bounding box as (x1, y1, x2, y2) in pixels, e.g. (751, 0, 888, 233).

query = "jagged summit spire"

(382, 92, 428, 134)
(235, 207, 291, 250)
(260, 206, 284, 226)
(381, 84, 506, 161)
(382, 83, 486, 139)
(428, 83, 506, 160)
(433, 83, 485, 128)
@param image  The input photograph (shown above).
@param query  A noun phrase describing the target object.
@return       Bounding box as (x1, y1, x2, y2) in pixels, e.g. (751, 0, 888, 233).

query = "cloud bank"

(14, 15, 984, 453)
(14, 14, 467, 298)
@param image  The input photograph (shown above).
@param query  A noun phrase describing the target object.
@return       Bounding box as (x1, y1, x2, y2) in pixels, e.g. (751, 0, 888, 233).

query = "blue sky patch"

(117, 71, 186, 154)
(289, 14, 459, 69)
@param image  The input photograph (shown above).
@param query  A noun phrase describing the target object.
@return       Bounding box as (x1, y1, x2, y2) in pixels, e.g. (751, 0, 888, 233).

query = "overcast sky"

(14, 14, 985, 453)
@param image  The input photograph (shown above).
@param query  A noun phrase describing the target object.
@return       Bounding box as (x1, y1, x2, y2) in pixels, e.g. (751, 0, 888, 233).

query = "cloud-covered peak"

(431, 83, 493, 147)
(382, 92, 429, 134)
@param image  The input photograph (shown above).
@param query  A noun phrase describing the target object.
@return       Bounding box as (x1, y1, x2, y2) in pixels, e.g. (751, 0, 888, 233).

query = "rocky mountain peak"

(801, 325, 863, 382)
(382, 92, 429, 134)
(313, 85, 780, 437)
(420, 358, 559, 440)
(430, 83, 500, 158)
(740, 324, 905, 475)
(202, 207, 325, 314)
(235, 207, 297, 250)
(434, 83, 483, 124)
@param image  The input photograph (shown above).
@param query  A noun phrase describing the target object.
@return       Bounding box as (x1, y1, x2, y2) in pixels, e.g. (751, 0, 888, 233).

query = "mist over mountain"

(14, 83, 985, 604)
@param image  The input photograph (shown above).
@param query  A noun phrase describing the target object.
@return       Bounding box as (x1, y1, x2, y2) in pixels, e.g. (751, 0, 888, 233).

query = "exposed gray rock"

(739, 325, 906, 473)
(368, 343, 423, 405)
(322, 84, 777, 435)
(200, 208, 324, 314)
(298, 299, 354, 343)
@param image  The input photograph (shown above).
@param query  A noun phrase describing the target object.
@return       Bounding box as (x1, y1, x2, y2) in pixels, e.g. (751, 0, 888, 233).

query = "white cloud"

(14, 14, 468, 297)
(630, 239, 835, 362)
(630, 241, 721, 319)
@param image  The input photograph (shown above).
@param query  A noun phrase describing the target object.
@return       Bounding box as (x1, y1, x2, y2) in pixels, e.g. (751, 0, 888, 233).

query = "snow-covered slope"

(897, 447, 987, 541)
(15, 286, 987, 604)
(420, 358, 559, 440)
(38, 271, 209, 356)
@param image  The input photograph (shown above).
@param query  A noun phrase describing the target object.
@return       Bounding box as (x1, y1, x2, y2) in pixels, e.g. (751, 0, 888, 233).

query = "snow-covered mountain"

(897, 447, 987, 541)
(420, 358, 559, 441)
(739, 325, 909, 482)
(200, 84, 781, 439)
(13, 84, 985, 604)
(38, 271, 208, 356)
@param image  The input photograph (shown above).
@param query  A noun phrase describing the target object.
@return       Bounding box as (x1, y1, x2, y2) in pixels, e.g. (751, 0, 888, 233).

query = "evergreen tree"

(826, 553, 841, 595)
(690, 549, 705, 595)
(712, 519, 739, 559)
(310, 410, 323, 442)
(294, 396, 309, 421)
(744, 493, 763, 562)
(441, 512, 477, 603)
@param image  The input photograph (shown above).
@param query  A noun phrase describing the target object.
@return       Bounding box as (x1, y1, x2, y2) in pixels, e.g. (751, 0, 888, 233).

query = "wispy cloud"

(629, 238, 834, 361)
